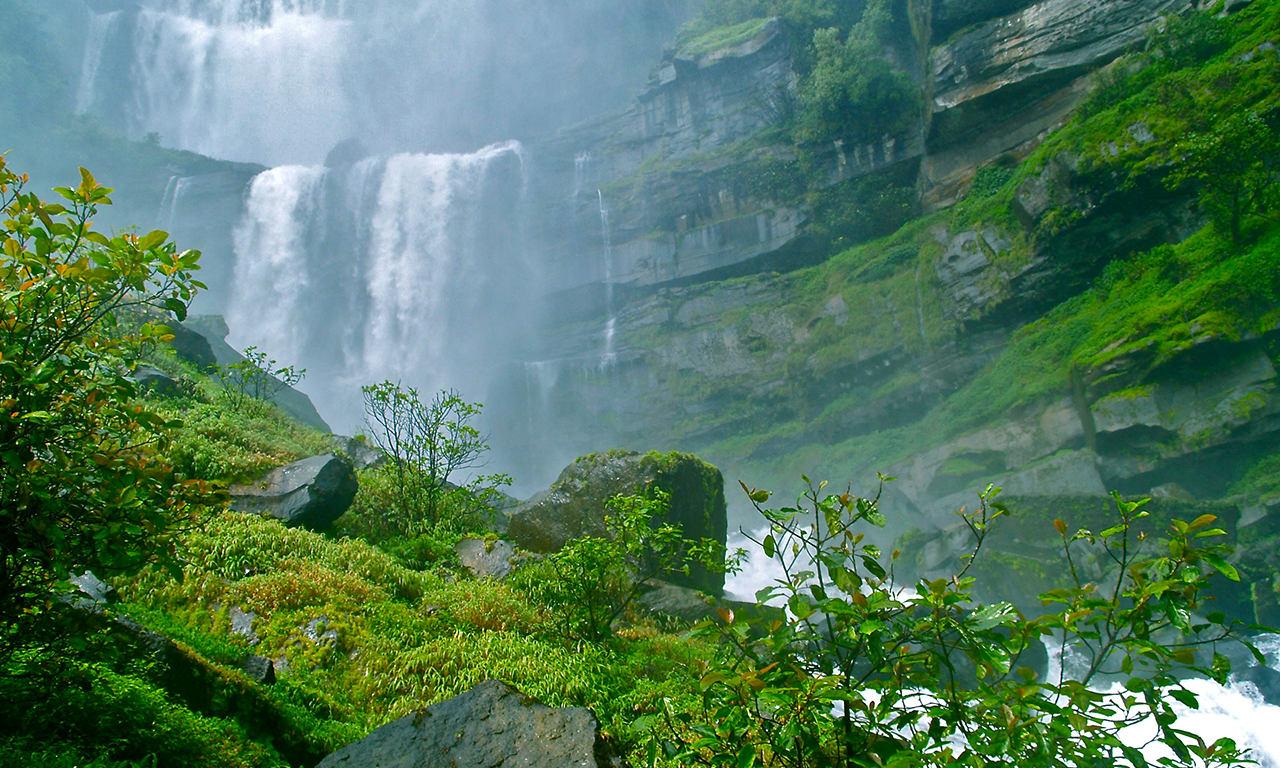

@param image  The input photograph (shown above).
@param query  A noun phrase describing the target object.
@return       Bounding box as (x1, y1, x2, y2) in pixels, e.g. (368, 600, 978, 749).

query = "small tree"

(1167, 111, 1280, 245)
(360, 382, 499, 534)
(529, 490, 733, 642)
(0, 159, 217, 673)
(642, 478, 1260, 768)
(211, 345, 304, 409)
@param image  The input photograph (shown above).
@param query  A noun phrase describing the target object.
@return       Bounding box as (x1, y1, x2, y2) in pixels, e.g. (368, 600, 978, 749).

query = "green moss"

(1232, 447, 1280, 501)
(677, 17, 771, 57)
(1097, 385, 1156, 402)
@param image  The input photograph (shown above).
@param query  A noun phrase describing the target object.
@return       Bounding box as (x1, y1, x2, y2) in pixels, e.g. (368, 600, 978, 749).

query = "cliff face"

(518, 0, 1280, 619)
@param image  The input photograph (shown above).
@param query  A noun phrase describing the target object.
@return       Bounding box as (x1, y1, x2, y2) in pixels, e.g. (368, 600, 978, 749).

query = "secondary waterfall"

(597, 189, 616, 363)
(226, 141, 531, 433)
(124, 0, 354, 165)
(75, 9, 122, 115)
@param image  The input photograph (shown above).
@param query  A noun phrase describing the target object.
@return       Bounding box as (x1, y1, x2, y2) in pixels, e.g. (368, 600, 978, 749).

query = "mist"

(59, 0, 704, 494)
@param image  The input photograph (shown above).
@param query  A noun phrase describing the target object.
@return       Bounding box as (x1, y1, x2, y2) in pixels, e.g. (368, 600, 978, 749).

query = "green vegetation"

(678, 17, 773, 56)
(5, 1, 1280, 765)
(645, 482, 1258, 767)
(621, 0, 1280, 494)
(520, 490, 730, 641)
(0, 159, 217, 675)
(344, 383, 509, 561)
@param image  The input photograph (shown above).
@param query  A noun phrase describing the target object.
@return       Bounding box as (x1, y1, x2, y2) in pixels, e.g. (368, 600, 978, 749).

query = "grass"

(677, 17, 772, 57)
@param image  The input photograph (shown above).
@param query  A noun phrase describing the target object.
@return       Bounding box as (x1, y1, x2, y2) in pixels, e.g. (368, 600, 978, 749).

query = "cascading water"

(156, 176, 189, 230)
(74, 0, 692, 166)
(597, 189, 616, 365)
(124, 0, 354, 165)
(75, 10, 122, 115)
(226, 141, 530, 435)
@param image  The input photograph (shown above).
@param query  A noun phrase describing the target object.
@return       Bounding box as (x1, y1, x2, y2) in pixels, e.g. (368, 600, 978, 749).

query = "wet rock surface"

(506, 450, 727, 594)
(316, 680, 619, 768)
(455, 538, 519, 580)
(230, 454, 358, 530)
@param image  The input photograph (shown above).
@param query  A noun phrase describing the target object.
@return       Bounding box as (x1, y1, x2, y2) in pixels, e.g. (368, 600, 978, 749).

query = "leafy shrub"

(0, 160, 217, 675)
(360, 382, 509, 537)
(211, 346, 304, 410)
(967, 164, 1017, 200)
(643, 479, 1259, 767)
(518, 491, 733, 641)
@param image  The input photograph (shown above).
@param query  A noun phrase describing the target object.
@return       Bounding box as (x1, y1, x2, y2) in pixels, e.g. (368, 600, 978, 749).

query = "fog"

(80, 0, 695, 164)
(60, 0, 701, 492)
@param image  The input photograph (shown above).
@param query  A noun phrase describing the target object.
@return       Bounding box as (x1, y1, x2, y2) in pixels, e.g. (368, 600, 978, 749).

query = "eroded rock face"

(932, 0, 1039, 36)
(506, 451, 728, 594)
(316, 680, 618, 768)
(230, 454, 357, 530)
(932, 0, 1192, 115)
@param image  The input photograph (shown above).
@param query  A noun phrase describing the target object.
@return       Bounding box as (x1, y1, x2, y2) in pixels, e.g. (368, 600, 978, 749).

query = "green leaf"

(736, 743, 756, 768)
(1200, 553, 1239, 581)
(138, 230, 168, 250)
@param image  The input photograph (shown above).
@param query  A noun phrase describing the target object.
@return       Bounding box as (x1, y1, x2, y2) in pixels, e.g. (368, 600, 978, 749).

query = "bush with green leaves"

(1166, 110, 1280, 245)
(211, 346, 304, 410)
(0, 159, 218, 674)
(795, 2, 918, 147)
(641, 478, 1262, 768)
(518, 490, 734, 642)
(358, 382, 508, 537)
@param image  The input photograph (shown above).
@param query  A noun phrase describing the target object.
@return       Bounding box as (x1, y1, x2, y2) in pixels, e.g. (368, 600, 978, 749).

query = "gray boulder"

(167, 321, 217, 370)
(316, 680, 618, 768)
(332, 435, 387, 470)
(636, 580, 786, 632)
(231, 454, 357, 530)
(70, 571, 117, 606)
(242, 654, 276, 685)
(506, 450, 728, 594)
(455, 539, 519, 580)
(132, 365, 181, 398)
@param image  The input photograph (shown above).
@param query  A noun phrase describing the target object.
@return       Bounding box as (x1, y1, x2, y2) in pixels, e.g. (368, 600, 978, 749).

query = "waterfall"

(157, 176, 190, 229)
(226, 141, 528, 432)
(228, 165, 327, 366)
(597, 189, 616, 363)
(75, 10, 122, 115)
(124, 1, 354, 165)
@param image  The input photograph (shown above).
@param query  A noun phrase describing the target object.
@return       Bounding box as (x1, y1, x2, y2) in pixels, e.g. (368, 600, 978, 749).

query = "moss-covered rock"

(506, 450, 728, 594)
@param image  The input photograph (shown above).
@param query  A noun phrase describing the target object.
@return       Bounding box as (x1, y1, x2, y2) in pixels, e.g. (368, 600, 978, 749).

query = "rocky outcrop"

(635, 579, 786, 630)
(316, 680, 619, 768)
(506, 450, 728, 594)
(230, 454, 358, 530)
(131, 365, 181, 398)
(526, 18, 802, 302)
(183, 314, 332, 432)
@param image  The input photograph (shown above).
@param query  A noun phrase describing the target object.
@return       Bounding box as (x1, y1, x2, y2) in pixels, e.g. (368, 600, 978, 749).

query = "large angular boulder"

(316, 680, 618, 768)
(506, 450, 728, 594)
(231, 454, 357, 530)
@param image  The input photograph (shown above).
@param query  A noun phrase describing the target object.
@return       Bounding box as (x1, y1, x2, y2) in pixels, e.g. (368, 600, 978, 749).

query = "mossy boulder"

(506, 450, 728, 594)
